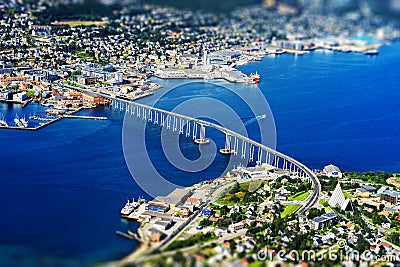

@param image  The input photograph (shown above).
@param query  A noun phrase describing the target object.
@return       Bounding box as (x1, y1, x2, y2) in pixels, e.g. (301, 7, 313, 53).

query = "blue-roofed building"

(361, 185, 376, 194)
(202, 209, 212, 217)
(377, 186, 387, 197)
(380, 190, 400, 205)
(311, 212, 339, 230)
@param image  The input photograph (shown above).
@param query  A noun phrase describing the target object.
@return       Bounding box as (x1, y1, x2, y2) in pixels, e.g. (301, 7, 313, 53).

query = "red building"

(82, 92, 105, 104)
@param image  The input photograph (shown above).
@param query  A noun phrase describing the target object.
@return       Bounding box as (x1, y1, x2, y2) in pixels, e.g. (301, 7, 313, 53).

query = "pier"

(64, 115, 108, 120)
(0, 112, 107, 131)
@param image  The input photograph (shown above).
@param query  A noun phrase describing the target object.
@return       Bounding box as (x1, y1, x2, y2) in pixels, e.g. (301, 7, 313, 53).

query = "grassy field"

(215, 181, 266, 206)
(288, 191, 310, 201)
(281, 204, 301, 218)
(343, 192, 356, 199)
(54, 20, 106, 27)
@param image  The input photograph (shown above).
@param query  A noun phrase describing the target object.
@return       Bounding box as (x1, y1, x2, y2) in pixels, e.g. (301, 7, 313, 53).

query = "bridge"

(64, 85, 321, 213)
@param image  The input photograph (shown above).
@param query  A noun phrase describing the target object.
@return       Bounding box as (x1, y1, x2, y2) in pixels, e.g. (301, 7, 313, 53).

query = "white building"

(13, 92, 27, 102)
(228, 220, 247, 232)
(328, 183, 353, 212)
(323, 164, 343, 179)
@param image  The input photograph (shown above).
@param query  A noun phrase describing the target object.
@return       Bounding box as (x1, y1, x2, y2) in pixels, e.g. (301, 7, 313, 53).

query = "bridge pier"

(220, 134, 235, 155)
(192, 122, 197, 140)
(241, 141, 247, 159)
(143, 107, 147, 121)
(148, 109, 152, 122)
(257, 148, 262, 165)
(249, 144, 255, 162)
(185, 120, 190, 138)
(194, 124, 210, 144)
(167, 115, 172, 130)
(179, 118, 184, 134)
(173, 117, 177, 132)
(233, 136, 238, 156)
(130, 104, 135, 116)
(161, 114, 165, 127)
(154, 111, 158, 125)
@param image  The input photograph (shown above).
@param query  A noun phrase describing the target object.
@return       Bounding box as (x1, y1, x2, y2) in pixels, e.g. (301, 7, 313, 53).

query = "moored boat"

(250, 71, 260, 83)
(46, 108, 65, 115)
(120, 198, 138, 217)
(20, 116, 28, 127)
(0, 113, 8, 127)
(364, 49, 379, 56)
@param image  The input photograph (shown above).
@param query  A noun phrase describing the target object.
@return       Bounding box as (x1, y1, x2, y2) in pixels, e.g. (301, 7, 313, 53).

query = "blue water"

(238, 42, 400, 172)
(0, 42, 399, 266)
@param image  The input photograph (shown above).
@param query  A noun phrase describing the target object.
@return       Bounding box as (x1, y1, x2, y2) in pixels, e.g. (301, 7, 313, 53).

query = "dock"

(64, 115, 108, 120)
(0, 113, 107, 131)
(116, 231, 134, 240)
(0, 116, 63, 131)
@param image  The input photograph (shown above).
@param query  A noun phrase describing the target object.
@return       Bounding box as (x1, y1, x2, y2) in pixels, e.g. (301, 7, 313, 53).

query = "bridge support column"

(161, 114, 165, 127)
(179, 118, 184, 134)
(125, 103, 129, 113)
(130, 104, 135, 116)
(136, 106, 140, 118)
(167, 116, 172, 130)
(192, 122, 197, 140)
(257, 148, 262, 165)
(241, 141, 247, 159)
(148, 110, 152, 122)
(185, 120, 190, 138)
(233, 136, 238, 156)
(154, 111, 158, 125)
(143, 107, 147, 121)
(220, 134, 235, 155)
(249, 144, 255, 162)
(173, 117, 177, 132)
(194, 124, 210, 144)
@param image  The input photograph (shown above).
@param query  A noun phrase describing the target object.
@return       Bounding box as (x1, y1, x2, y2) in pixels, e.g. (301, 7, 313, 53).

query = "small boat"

(14, 115, 24, 128)
(256, 114, 267, 120)
(54, 105, 69, 111)
(46, 108, 65, 115)
(250, 72, 260, 83)
(0, 113, 8, 127)
(364, 49, 379, 56)
(20, 116, 28, 127)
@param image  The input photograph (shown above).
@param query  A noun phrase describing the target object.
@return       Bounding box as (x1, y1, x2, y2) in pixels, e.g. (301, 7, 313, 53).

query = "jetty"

(64, 115, 108, 120)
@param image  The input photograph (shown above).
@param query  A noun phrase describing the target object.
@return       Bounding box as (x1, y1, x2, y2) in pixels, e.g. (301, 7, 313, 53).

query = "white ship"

(120, 198, 138, 216)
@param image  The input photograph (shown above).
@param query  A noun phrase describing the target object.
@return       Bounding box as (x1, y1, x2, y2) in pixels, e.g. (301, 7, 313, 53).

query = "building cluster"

(122, 162, 400, 266)
(1, 0, 399, 98)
